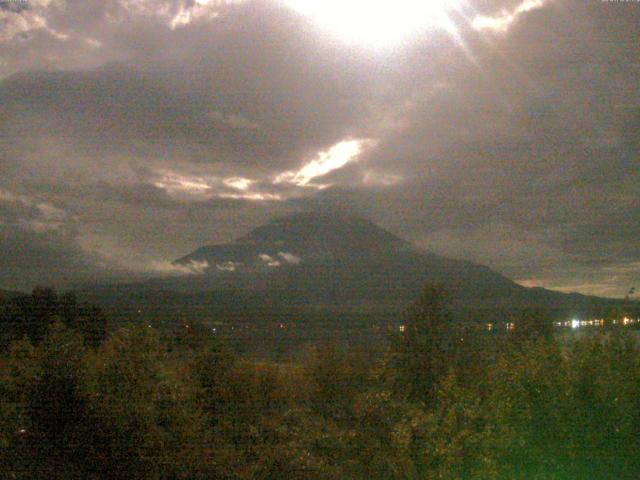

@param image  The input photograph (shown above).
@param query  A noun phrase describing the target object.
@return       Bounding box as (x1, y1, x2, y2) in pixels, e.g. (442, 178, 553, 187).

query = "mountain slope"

(75, 212, 636, 354)
(172, 212, 611, 313)
(175, 212, 412, 271)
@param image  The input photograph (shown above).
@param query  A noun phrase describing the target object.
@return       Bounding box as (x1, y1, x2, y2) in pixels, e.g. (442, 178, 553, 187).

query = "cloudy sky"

(0, 0, 638, 296)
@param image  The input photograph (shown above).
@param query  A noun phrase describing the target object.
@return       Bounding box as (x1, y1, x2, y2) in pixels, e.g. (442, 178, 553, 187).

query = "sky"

(0, 0, 638, 297)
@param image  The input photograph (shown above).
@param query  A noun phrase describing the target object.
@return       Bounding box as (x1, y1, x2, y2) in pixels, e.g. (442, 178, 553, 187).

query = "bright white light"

(275, 139, 372, 187)
(285, 0, 460, 48)
(571, 319, 580, 329)
(224, 177, 253, 191)
(472, 0, 545, 33)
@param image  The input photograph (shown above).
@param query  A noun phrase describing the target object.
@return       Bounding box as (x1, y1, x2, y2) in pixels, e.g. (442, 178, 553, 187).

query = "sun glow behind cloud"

(284, 0, 461, 48)
(153, 138, 375, 201)
(153, 171, 280, 201)
(275, 139, 374, 187)
(154, 172, 211, 199)
(223, 177, 253, 191)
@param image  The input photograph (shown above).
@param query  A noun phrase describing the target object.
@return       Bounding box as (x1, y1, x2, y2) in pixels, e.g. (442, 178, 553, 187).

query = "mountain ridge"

(72, 212, 637, 353)
(172, 212, 627, 313)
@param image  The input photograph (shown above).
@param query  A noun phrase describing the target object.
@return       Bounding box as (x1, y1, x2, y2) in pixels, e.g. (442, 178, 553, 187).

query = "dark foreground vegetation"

(1, 285, 640, 478)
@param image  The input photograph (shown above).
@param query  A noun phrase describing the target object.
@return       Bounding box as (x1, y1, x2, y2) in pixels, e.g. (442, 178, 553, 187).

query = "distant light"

(571, 319, 580, 329)
(399, 325, 406, 332)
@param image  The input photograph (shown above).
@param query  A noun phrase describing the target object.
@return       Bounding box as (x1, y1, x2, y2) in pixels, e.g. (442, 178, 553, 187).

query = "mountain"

(173, 212, 627, 313)
(75, 212, 636, 354)
(177, 212, 411, 267)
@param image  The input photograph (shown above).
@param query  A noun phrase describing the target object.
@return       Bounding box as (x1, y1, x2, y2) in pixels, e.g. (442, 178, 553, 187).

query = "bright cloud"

(216, 261, 238, 272)
(259, 253, 281, 267)
(0, 188, 68, 232)
(78, 231, 209, 276)
(275, 139, 375, 187)
(223, 177, 253, 191)
(154, 171, 212, 199)
(278, 252, 302, 264)
(472, 0, 546, 33)
(154, 171, 282, 202)
(170, 4, 220, 30)
(0, 8, 66, 43)
(218, 192, 282, 201)
(150, 259, 210, 275)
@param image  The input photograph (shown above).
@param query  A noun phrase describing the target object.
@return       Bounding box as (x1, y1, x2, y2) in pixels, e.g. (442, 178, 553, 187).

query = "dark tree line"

(0, 287, 107, 348)
(1, 284, 640, 478)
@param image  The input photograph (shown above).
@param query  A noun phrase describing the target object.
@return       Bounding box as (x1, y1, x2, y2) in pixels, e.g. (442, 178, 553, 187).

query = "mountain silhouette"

(76, 212, 636, 353)
(176, 212, 412, 272)
(173, 212, 619, 312)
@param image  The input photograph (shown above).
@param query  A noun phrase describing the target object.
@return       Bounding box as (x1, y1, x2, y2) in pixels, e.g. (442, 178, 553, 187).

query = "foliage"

(0, 287, 107, 349)
(386, 282, 458, 403)
(0, 283, 640, 478)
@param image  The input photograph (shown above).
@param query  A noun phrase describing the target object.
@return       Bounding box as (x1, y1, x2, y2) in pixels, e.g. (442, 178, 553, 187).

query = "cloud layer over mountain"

(0, 0, 638, 296)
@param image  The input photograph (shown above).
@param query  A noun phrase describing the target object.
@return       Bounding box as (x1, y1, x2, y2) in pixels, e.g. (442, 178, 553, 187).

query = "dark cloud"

(0, 0, 638, 296)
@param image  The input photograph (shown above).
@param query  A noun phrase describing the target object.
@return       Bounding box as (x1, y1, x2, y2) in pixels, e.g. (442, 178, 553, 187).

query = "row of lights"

(563, 317, 638, 329)
(484, 323, 515, 332)
(176, 318, 640, 336)
(398, 318, 640, 333)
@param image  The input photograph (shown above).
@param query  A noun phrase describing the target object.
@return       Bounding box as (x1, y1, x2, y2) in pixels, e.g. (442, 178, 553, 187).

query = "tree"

(510, 307, 554, 342)
(189, 337, 235, 426)
(386, 283, 457, 403)
(302, 343, 371, 422)
(86, 325, 219, 478)
(0, 288, 107, 349)
(0, 322, 92, 478)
